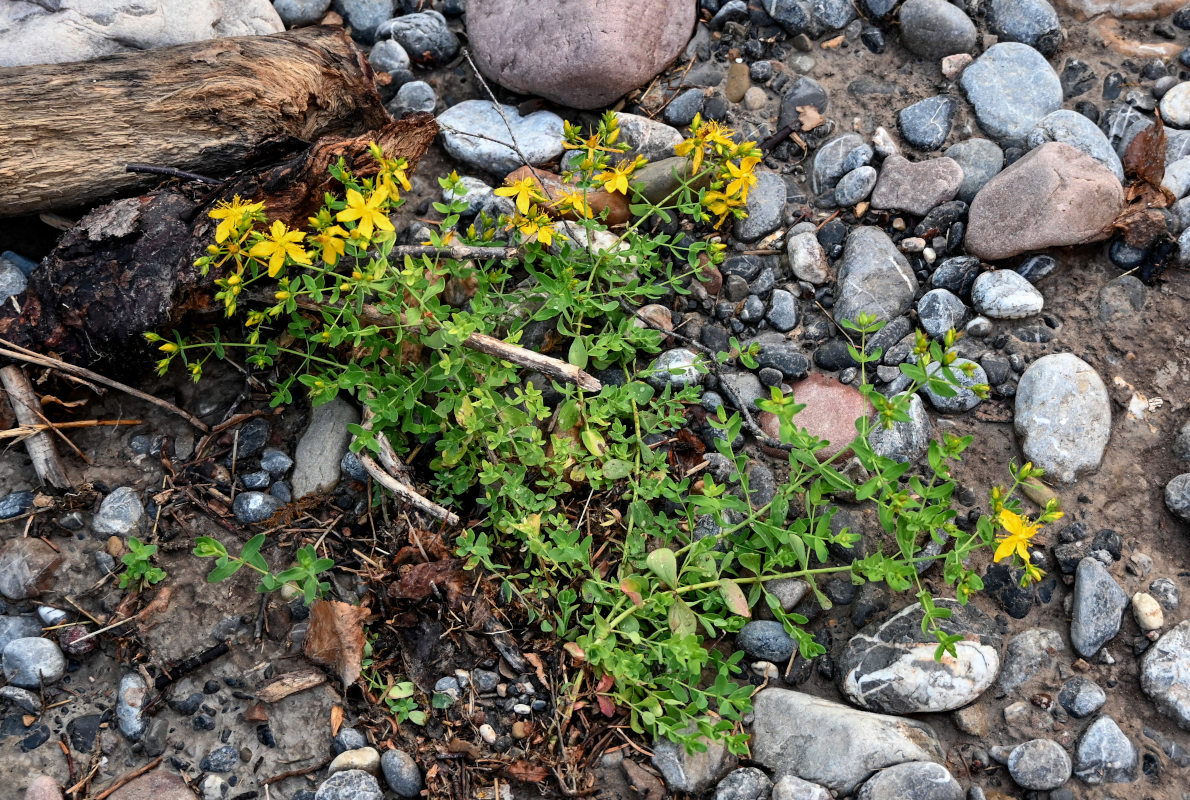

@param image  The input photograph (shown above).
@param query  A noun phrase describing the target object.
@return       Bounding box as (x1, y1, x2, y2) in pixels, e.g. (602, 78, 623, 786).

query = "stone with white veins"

(116, 671, 149, 740)
(959, 43, 1062, 140)
(1014, 353, 1111, 484)
(838, 600, 1002, 714)
(832, 227, 918, 325)
(437, 101, 564, 176)
(1008, 738, 1072, 790)
(1070, 557, 1128, 658)
(1058, 676, 1106, 718)
(1074, 716, 1138, 784)
(1160, 82, 1190, 129)
(917, 288, 969, 339)
(971, 270, 1043, 319)
(615, 113, 684, 161)
(750, 688, 945, 795)
(649, 349, 702, 389)
(771, 775, 831, 800)
(735, 171, 787, 243)
(1140, 619, 1190, 731)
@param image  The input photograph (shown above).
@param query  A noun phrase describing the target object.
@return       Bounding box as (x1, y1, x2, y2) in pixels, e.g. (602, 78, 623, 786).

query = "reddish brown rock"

(759, 374, 873, 459)
(107, 769, 192, 800)
(870, 156, 964, 216)
(504, 166, 630, 225)
(467, 0, 696, 109)
(23, 776, 62, 800)
(964, 142, 1124, 261)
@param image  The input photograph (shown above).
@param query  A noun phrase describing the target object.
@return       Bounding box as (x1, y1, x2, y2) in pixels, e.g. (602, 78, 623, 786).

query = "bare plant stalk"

(0, 365, 71, 489)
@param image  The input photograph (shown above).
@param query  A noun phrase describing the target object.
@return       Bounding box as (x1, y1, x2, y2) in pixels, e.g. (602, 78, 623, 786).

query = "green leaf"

(668, 598, 696, 636)
(240, 534, 266, 564)
(206, 559, 243, 583)
(569, 337, 589, 369)
(646, 547, 679, 589)
(719, 580, 751, 617)
(602, 458, 633, 480)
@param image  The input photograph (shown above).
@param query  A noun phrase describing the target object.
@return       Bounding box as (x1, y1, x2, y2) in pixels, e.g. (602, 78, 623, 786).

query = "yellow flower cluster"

(990, 464, 1063, 585)
(675, 114, 762, 227)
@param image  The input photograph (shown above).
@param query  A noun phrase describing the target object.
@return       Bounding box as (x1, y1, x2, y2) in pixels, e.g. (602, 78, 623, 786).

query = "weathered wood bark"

(0, 365, 71, 489)
(0, 113, 440, 368)
(0, 26, 391, 218)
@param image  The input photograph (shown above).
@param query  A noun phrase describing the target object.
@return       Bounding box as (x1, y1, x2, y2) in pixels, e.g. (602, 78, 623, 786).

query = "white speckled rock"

(838, 600, 1002, 714)
(971, 270, 1044, 319)
(1160, 82, 1190, 129)
(1140, 620, 1190, 731)
(1014, 353, 1111, 483)
(437, 101, 564, 175)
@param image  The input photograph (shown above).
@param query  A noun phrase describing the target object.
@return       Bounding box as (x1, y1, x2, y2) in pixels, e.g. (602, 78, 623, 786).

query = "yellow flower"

(993, 509, 1040, 564)
(552, 189, 592, 218)
(336, 187, 394, 240)
(209, 195, 263, 243)
(158, 342, 178, 354)
(508, 205, 555, 247)
(676, 135, 704, 174)
(249, 220, 311, 278)
(724, 156, 760, 202)
(494, 176, 544, 215)
(703, 190, 743, 227)
(597, 158, 642, 195)
(311, 225, 349, 266)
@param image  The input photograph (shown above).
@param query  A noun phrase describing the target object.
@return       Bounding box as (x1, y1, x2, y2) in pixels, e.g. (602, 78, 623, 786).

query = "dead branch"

(0, 365, 71, 489)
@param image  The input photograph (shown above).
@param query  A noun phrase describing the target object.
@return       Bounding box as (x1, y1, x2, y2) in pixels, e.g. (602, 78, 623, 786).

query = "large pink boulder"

(964, 142, 1124, 261)
(466, 0, 696, 109)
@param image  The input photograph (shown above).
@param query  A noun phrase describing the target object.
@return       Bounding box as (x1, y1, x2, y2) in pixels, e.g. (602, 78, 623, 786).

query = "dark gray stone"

(734, 172, 787, 242)
(664, 89, 705, 127)
(812, 134, 865, 195)
(945, 138, 1005, 204)
(917, 288, 968, 339)
(232, 492, 285, 524)
(833, 227, 918, 325)
(381, 748, 423, 797)
(898, 0, 978, 60)
(738, 620, 797, 662)
(766, 0, 811, 34)
(1058, 676, 1107, 718)
(92, 487, 145, 537)
(333, 0, 396, 42)
(778, 76, 829, 132)
(0, 492, 34, 521)
(1165, 473, 1190, 522)
(833, 166, 877, 206)
(0, 615, 41, 653)
(1070, 557, 1127, 658)
(767, 290, 799, 332)
(930, 255, 984, 297)
(868, 393, 932, 463)
(376, 11, 458, 66)
(260, 448, 294, 478)
(274, 0, 332, 27)
(334, 727, 369, 754)
(1141, 620, 1190, 730)
(998, 628, 1064, 692)
(923, 358, 987, 413)
(988, 0, 1063, 56)
(390, 80, 437, 116)
(898, 95, 957, 151)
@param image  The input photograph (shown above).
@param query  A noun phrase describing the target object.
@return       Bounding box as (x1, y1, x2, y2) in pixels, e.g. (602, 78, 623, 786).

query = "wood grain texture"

(0, 26, 390, 217)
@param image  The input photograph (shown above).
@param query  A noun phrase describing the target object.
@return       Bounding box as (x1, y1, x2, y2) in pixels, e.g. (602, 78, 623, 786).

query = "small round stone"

(381, 749, 423, 798)
(972, 270, 1044, 319)
(737, 620, 796, 662)
(1133, 592, 1165, 631)
(648, 349, 702, 389)
(1, 637, 66, 688)
(200, 744, 239, 773)
(316, 770, 383, 800)
(1008, 738, 1072, 790)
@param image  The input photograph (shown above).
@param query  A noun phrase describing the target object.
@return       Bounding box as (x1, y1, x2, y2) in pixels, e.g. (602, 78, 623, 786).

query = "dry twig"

(0, 365, 71, 488)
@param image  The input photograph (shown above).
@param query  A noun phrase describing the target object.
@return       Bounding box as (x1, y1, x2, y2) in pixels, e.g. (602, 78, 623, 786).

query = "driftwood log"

(0, 26, 391, 218)
(0, 113, 440, 367)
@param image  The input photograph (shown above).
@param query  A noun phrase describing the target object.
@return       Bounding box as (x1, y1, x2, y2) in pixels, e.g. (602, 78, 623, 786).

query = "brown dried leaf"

(304, 600, 369, 687)
(505, 760, 551, 783)
(244, 702, 269, 722)
(1123, 111, 1167, 190)
(257, 668, 327, 703)
(388, 559, 466, 602)
(796, 105, 825, 132)
(330, 704, 344, 737)
(1115, 204, 1170, 249)
(523, 652, 548, 684)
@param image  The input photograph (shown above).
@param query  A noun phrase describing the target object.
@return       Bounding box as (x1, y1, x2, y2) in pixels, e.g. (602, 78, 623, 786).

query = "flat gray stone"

(316, 770, 384, 800)
(651, 724, 736, 793)
(898, 0, 978, 60)
(1070, 557, 1128, 658)
(91, 486, 145, 537)
(771, 775, 831, 800)
(923, 357, 987, 413)
(437, 100, 564, 175)
(1008, 738, 1072, 790)
(868, 393, 932, 464)
(1014, 353, 1111, 483)
(1, 637, 65, 688)
(833, 227, 918, 325)
(751, 688, 945, 794)
(999, 628, 1065, 693)
(959, 42, 1062, 140)
(945, 138, 1004, 204)
(917, 288, 969, 338)
(870, 156, 963, 216)
(291, 398, 360, 498)
(734, 172, 787, 243)
(856, 761, 961, 800)
(971, 270, 1044, 319)
(1160, 81, 1190, 128)
(116, 672, 149, 740)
